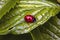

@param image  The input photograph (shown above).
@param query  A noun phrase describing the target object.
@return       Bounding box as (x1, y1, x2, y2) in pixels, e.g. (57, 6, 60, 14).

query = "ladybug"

(24, 15, 36, 23)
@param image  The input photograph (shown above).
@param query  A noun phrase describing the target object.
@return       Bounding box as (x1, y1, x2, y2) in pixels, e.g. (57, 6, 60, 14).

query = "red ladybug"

(24, 15, 36, 23)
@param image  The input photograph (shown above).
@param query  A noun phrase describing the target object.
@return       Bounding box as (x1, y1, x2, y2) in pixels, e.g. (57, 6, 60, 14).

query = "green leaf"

(30, 27, 55, 40)
(0, 0, 59, 35)
(0, 0, 19, 19)
(11, 1, 60, 34)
